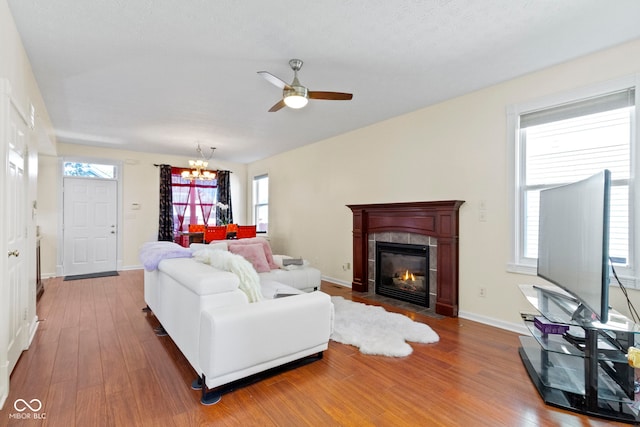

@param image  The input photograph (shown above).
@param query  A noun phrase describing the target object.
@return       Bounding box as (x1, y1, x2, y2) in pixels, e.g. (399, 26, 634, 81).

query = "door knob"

(7, 250, 19, 257)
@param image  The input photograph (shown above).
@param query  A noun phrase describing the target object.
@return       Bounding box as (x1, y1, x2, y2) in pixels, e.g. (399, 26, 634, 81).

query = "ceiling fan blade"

(308, 91, 353, 101)
(268, 99, 287, 112)
(257, 71, 292, 90)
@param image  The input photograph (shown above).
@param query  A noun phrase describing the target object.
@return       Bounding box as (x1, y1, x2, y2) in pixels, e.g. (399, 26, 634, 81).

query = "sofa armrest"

(199, 291, 333, 381)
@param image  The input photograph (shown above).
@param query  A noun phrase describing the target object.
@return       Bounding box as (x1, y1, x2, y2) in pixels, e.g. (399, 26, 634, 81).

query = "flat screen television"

(537, 169, 611, 322)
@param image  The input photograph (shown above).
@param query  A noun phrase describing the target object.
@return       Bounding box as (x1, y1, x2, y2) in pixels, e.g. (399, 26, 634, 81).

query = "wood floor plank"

(97, 320, 131, 397)
(49, 327, 79, 385)
(138, 336, 194, 415)
(0, 271, 631, 426)
(77, 279, 98, 332)
(128, 367, 178, 426)
(75, 384, 110, 427)
(92, 280, 116, 334)
(76, 329, 104, 391)
(105, 386, 144, 427)
(115, 319, 148, 373)
(43, 380, 77, 427)
(60, 282, 82, 329)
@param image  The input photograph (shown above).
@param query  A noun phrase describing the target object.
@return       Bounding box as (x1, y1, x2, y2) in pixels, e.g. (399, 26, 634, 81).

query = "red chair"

(236, 225, 257, 239)
(205, 226, 227, 242)
(188, 224, 205, 233)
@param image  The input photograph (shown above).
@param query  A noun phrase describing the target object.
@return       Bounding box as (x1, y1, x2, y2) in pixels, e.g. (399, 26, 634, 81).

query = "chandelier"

(182, 144, 216, 180)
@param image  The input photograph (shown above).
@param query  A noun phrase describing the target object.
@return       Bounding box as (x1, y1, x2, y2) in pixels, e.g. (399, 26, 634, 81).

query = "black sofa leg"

(191, 377, 203, 390)
(200, 375, 222, 406)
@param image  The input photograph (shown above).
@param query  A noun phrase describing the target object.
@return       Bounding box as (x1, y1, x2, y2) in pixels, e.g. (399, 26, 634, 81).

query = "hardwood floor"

(0, 270, 629, 426)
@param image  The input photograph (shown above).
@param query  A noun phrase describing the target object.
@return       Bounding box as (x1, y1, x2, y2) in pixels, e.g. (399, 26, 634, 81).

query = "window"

(171, 167, 217, 233)
(253, 174, 269, 233)
(510, 82, 638, 285)
(63, 161, 116, 179)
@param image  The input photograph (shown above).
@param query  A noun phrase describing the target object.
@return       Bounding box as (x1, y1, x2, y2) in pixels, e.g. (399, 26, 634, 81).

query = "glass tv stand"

(519, 283, 640, 424)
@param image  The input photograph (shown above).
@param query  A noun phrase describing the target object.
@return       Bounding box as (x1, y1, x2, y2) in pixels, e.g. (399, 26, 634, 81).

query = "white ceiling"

(8, 0, 640, 163)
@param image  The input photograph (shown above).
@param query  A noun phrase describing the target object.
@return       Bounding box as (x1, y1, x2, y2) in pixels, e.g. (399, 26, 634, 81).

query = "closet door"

(6, 113, 27, 373)
(0, 80, 29, 408)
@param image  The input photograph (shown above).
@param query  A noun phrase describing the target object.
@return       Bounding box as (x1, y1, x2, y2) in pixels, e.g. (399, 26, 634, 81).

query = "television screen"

(537, 170, 611, 322)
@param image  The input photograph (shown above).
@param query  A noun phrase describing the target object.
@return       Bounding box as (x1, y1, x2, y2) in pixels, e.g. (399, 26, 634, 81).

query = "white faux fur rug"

(330, 296, 439, 357)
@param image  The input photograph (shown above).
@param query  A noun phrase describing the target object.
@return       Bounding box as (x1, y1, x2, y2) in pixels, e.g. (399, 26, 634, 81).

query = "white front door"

(6, 105, 28, 375)
(63, 178, 117, 276)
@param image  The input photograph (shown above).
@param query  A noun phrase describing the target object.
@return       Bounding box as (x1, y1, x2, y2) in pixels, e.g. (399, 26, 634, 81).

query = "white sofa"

(142, 244, 333, 405)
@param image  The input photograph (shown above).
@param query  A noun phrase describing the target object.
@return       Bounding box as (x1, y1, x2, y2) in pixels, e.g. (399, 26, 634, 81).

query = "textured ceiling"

(7, 0, 640, 163)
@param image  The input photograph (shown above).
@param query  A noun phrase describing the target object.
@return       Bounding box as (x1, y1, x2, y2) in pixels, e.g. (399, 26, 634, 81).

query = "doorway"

(62, 177, 118, 276)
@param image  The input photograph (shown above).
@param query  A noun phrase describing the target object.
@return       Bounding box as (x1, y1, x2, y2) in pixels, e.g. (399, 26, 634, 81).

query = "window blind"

(520, 88, 635, 129)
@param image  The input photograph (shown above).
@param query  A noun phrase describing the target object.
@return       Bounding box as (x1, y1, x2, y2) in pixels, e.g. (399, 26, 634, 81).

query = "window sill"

(612, 273, 639, 290)
(506, 263, 537, 276)
(507, 263, 640, 290)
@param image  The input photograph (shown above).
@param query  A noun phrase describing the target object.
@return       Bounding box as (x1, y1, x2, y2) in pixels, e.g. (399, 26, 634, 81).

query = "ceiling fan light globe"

(284, 95, 308, 109)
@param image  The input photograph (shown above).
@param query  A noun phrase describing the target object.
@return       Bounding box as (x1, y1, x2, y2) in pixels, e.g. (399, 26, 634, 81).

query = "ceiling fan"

(258, 59, 353, 112)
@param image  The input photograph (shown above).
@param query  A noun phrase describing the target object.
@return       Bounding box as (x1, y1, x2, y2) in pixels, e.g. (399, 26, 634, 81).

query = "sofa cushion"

(228, 237, 279, 270)
(259, 279, 304, 299)
(229, 243, 271, 273)
(272, 254, 311, 270)
(259, 266, 321, 291)
(158, 257, 239, 296)
(193, 249, 263, 302)
(190, 241, 228, 252)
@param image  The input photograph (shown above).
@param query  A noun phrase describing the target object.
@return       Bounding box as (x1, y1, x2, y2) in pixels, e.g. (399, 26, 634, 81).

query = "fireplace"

(376, 242, 429, 306)
(347, 200, 464, 317)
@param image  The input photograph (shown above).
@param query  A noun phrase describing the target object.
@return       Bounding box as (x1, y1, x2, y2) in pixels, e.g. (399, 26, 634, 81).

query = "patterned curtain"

(157, 164, 174, 241)
(216, 170, 233, 225)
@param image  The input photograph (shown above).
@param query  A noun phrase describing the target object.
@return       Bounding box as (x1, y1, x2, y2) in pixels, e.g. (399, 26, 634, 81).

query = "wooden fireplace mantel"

(347, 200, 464, 317)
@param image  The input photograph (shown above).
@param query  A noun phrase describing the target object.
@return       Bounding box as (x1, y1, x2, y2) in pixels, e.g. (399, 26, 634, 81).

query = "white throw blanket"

(193, 249, 263, 303)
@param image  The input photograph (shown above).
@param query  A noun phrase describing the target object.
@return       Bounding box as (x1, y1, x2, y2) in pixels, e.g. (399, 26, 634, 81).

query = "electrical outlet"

(478, 199, 488, 222)
(342, 262, 351, 271)
(479, 287, 487, 297)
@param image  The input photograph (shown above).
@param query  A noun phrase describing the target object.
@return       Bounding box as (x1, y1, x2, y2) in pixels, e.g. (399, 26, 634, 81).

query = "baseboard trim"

(321, 276, 351, 288)
(459, 310, 529, 335)
(28, 315, 39, 348)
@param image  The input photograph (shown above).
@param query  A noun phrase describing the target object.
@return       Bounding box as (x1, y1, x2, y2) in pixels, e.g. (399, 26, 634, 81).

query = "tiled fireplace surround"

(347, 201, 464, 317)
(367, 232, 438, 314)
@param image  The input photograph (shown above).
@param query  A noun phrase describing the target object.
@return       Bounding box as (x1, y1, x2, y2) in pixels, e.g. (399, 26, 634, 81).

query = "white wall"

(247, 38, 640, 328)
(37, 143, 247, 276)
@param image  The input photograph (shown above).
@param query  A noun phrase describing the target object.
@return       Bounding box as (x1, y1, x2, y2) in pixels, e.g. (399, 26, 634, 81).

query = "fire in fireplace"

(375, 242, 429, 306)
